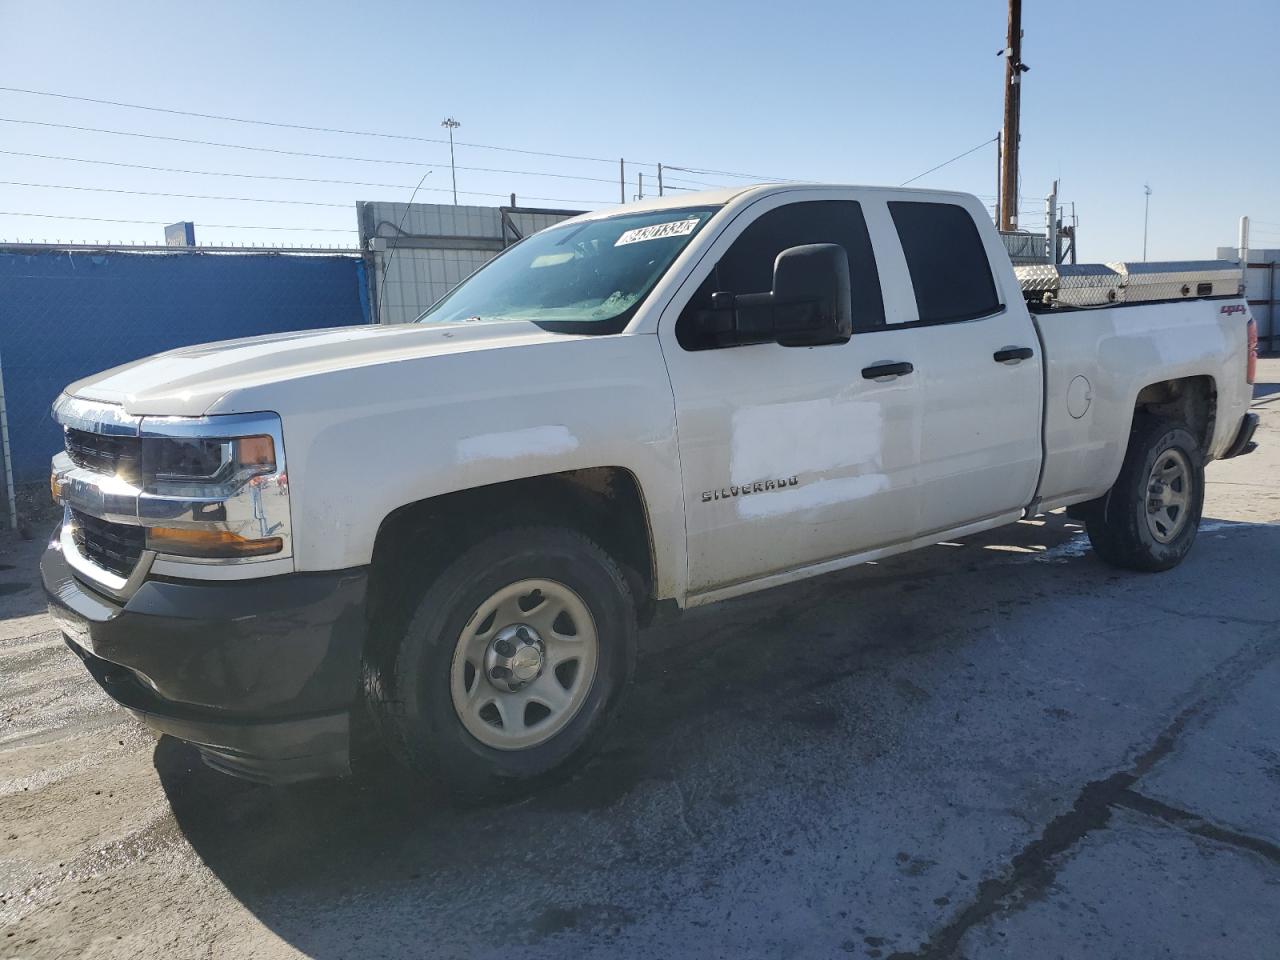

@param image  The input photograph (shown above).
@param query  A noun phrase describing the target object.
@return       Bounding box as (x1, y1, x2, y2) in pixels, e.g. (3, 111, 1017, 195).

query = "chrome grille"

(69, 509, 144, 578)
(64, 428, 142, 480)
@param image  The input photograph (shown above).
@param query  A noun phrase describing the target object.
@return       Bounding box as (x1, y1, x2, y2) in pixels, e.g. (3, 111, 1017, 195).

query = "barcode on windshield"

(614, 218, 701, 246)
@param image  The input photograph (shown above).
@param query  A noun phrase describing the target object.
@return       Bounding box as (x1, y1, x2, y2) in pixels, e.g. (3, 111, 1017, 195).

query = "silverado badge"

(701, 476, 799, 502)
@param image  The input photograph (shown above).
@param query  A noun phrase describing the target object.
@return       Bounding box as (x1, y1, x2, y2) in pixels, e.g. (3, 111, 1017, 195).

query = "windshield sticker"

(614, 218, 701, 246)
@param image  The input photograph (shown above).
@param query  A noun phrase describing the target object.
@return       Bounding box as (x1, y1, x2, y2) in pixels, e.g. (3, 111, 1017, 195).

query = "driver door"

(658, 192, 924, 597)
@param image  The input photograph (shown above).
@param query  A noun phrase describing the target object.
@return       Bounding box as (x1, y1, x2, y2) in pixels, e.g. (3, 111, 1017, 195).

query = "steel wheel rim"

(450, 578, 599, 751)
(1145, 447, 1192, 543)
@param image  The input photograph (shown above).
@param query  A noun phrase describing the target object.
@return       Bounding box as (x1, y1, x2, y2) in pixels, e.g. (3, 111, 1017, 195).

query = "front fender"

(216, 333, 688, 601)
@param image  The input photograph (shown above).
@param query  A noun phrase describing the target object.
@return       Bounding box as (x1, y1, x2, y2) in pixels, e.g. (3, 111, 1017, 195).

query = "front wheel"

(1085, 417, 1204, 572)
(369, 526, 637, 796)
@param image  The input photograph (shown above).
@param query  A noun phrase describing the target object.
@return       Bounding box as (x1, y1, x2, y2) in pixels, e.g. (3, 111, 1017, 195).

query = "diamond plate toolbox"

(1016, 260, 1242, 308)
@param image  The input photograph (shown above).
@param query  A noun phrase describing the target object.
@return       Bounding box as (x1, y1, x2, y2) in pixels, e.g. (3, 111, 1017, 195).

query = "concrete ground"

(2, 362, 1278, 960)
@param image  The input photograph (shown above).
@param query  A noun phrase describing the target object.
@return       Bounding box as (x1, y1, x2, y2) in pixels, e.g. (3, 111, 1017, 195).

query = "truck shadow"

(0, 531, 56, 621)
(153, 510, 1270, 958)
(1252, 381, 1280, 404)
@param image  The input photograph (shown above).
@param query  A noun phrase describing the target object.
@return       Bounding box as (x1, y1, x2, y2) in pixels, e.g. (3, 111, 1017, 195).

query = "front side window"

(677, 200, 885, 350)
(888, 201, 1001, 324)
(417, 207, 719, 335)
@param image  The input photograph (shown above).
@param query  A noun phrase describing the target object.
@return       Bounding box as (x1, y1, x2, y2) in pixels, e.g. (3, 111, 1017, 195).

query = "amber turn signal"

(235, 435, 276, 471)
(146, 526, 283, 559)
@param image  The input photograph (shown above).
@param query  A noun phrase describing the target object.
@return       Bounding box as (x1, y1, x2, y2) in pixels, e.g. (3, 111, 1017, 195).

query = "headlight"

(51, 398, 294, 583)
(135, 412, 291, 563)
(141, 434, 276, 483)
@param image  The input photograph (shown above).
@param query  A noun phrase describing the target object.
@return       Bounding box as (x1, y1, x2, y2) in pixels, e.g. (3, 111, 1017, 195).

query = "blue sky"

(1, 0, 1277, 260)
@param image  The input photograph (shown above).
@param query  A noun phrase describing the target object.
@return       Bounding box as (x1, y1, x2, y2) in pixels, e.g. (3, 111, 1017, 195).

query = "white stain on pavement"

(1033, 518, 1269, 563)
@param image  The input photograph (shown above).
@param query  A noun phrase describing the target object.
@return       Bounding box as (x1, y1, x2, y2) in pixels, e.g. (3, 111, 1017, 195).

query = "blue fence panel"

(0, 250, 369, 484)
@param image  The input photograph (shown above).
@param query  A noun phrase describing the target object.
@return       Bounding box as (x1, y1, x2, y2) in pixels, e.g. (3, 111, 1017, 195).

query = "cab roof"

(564, 183, 980, 223)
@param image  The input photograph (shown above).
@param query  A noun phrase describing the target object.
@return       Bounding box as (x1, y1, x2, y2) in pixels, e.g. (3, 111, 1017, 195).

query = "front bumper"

(41, 526, 369, 784)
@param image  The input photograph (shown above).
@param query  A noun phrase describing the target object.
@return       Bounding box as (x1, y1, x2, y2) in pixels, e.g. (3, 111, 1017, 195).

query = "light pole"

(441, 117, 461, 205)
(1143, 182, 1152, 261)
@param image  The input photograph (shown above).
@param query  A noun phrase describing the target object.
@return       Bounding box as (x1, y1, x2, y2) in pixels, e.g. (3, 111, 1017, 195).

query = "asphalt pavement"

(2, 361, 1278, 960)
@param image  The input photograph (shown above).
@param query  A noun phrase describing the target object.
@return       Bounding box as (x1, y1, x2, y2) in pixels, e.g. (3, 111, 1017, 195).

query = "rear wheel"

(1085, 417, 1204, 572)
(369, 526, 637, 796)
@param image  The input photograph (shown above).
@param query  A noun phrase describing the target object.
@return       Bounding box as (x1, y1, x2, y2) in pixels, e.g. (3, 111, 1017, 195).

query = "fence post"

(0, 345, 17, 530)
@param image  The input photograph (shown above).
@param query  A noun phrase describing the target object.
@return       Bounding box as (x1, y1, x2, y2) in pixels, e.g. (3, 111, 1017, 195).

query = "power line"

(0, 180, 354, 207)
(0, 211, 355, 232)
(0, 85, 646, 167)
(0, 86, 801, 191)
(661, 174, 729, 189)
(899, 136, 999, 187)
(0, 117, 622, 184)
(662, 164, 792, 182)
(0, 151, 611, 205)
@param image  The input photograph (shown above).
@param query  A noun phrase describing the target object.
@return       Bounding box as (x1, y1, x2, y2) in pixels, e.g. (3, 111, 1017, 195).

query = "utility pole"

(1045, 179, 1059, 264)
(1070, 203, 1078, 264)
(657, 163, 665, 197)
(441, 117, 461, 205)
(998, 0, 1028, 232)
(1239, 216, 1250, 292)
(619, 159, 626, 203)
(1142, 183, 1152, 261)
(994, 131, 1002, 222)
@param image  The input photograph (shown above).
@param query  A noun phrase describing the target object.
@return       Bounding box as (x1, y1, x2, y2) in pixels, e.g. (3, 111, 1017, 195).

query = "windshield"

(416, 206, 719, 334)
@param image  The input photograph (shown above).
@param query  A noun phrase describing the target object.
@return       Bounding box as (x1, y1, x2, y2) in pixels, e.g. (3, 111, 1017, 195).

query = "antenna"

(375, 169, 433, 323)
(1143, 182, 1152, 262)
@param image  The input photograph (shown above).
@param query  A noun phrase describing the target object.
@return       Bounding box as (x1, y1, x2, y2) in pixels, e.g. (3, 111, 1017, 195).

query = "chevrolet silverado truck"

(42, 184, 1260, 791)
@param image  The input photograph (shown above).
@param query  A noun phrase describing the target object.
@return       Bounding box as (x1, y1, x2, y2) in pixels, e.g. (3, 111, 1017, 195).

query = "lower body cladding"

(40, 528, 368, 784)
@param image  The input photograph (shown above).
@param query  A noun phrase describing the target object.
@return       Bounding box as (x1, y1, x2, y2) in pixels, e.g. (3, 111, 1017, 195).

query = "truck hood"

(66, 321, 589, 417)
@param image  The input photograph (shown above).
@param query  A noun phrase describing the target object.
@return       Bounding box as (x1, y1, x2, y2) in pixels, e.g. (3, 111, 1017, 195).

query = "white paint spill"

(1033, 518, 1269, 563)
(737, 474, 889, 519)
(1198, 519, 1268, 534)
(1034, 535, 1092, 562)
(729, 398, 882, 480)
(456, 425, 578, 464)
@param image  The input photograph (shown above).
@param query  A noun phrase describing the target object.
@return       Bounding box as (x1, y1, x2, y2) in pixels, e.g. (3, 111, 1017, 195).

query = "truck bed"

(1028, 288, 1253, 515)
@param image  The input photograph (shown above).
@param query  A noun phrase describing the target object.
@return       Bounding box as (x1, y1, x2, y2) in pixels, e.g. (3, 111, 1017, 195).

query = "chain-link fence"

(1000, 230, 1051, 265)
(359, 201, 582, 324)
(0, 247, 370, 528)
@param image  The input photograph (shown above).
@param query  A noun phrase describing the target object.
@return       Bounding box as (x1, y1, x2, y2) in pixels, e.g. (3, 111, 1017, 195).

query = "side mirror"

(701, 243, 853, 348)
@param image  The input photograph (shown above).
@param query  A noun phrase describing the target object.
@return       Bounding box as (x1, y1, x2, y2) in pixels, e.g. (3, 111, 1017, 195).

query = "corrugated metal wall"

(359, 201, 580, 324)
(0, 249, 369, 492)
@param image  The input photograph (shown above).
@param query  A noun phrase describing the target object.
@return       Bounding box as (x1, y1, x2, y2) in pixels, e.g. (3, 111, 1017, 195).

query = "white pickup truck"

(42, 184, 1259, 791)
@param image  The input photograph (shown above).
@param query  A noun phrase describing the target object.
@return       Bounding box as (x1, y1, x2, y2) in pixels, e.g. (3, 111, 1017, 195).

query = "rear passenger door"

(881, 198, 1044, 534)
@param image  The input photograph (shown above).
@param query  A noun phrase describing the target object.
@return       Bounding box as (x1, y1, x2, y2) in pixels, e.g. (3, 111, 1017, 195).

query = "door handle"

(993, 346, 1035, 363)
(861, 360, 914, 380)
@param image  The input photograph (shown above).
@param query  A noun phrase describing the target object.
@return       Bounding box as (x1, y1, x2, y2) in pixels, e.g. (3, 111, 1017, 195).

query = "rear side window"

(888, 201, 1001, 324)
(678, 200, 884, 349)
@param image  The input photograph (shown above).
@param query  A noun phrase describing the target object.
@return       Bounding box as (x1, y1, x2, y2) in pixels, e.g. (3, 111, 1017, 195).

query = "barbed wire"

(0, 211, 356, 232)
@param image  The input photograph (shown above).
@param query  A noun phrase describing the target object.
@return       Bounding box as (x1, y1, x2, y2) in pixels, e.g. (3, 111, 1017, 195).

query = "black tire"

(1085, 416, 1204, 572)
(367, 526, 637, 797)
